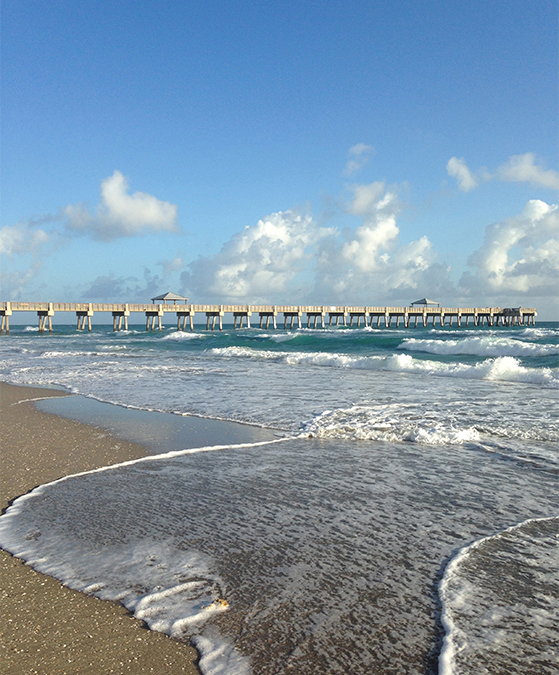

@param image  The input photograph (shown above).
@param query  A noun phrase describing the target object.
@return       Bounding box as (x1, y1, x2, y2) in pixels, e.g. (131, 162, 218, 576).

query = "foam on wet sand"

(0, 382, 201, 675)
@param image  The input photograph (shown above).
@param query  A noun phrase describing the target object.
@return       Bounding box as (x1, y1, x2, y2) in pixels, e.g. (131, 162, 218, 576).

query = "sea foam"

(210, 347, 559, 387)
(0, 439, 284, 675)
(439, 516, 559, 675)
(399, 335, 559, 358)
(300, 405, 482, 445)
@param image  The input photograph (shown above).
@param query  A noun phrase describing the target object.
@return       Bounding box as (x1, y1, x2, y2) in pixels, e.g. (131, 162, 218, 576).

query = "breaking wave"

(399, 336, 559, 358)
(210, 347, 559, 388)
(300, 405, 481, 445)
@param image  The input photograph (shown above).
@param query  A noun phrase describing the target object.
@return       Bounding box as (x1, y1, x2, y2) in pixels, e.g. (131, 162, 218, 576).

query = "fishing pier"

(0, 301, 537, 334)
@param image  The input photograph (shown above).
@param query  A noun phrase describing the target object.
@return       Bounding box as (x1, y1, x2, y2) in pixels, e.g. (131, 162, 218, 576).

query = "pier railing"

(0, 301, 537, 333)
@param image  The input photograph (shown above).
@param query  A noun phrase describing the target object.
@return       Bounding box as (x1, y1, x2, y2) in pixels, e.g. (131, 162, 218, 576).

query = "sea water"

(0, 322, 557, 674)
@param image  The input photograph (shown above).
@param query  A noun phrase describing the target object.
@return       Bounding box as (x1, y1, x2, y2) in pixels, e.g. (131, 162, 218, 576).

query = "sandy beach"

(0, 382, 200, 675)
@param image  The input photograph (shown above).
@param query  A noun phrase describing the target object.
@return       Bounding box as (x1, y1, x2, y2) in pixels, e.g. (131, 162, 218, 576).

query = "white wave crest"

(23, 326, 40, 332)
(162, 331, 205, 341)
(519, 327, 559, 338)
(210, 347, 559, 388)
(399, 336, 558, 358)
(300, 406, 481, 445)
(39, 350, 97, 358)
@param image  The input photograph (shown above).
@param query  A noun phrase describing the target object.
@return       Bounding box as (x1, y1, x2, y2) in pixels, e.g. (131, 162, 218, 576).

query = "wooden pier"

(0, 301, 537, 334)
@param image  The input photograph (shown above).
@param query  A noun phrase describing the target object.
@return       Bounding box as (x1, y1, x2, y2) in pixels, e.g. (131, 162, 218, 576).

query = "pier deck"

(0, 302, 536, 333)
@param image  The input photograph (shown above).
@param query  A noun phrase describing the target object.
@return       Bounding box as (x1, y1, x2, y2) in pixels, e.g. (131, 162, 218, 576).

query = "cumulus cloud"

(343, 143, 374, 176)
(182, 210, 334, 302)
(447, 152, 558, 192)
(313, 182, 450, 301)
(446, 157, 479, 192)
(496, 153, 559, 190)
(181, 183, 451, 304)
(460, 199, 559, 297)
(0, 221, 51, 256)
(65, 171, 179, 240)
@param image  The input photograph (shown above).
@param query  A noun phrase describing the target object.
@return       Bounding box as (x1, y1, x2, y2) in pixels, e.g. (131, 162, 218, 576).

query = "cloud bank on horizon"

(181, 170, 558, 308)
(2, 149, 556, 316)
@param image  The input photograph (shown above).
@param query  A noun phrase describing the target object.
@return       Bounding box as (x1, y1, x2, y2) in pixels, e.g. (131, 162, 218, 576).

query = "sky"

(1, 0, 558, 319)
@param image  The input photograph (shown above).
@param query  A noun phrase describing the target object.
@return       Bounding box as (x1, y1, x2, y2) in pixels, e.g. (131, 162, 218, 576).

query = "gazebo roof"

(151, 291, 188, 304)
(410, 298, 440, 306)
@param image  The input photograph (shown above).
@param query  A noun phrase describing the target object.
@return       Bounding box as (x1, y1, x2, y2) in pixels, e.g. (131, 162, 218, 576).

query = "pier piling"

(0, 303, 12, 334)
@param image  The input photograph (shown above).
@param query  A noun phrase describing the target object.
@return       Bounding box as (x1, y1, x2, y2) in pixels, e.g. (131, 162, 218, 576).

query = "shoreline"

(0, 382, 201, 675)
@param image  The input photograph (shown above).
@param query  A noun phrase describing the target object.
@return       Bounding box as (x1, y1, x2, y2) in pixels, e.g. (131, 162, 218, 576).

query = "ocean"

(0, 321, 558, 674)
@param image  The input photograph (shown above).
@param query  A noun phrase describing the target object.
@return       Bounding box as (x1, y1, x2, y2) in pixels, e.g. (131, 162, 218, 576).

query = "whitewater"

(0, 321, 558, 674)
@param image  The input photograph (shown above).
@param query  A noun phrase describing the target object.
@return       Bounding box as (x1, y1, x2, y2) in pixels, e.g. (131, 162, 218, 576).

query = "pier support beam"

(328, 312, 346, 326)
(306, 312, 325, 328)
(76, 305, 94, 331)
(177, 311, 195, 331)
(349, 313, 367, 327)
(233, 311, 252, 329)
(259, 312, 277, 329)
(205, 311, 224, 330)
(146, 305, 165, 331)
(112, 306, 130, 331)
(38, 304, 55, 333)
(283, 312, 302, 330)
(0, 303, 12, 334)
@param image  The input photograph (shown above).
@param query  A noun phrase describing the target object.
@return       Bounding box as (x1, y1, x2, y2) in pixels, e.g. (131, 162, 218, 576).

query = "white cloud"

(460, 199, 559, 296)
(496, 153, 559, 190)
(182, 210, 334, 302)
(65, 171, 179, 240)
(342, 183, 400, 271)
(446, 152, 559, 192)
(181, 183, 451, 304)
(0, 222, 50, 256)
(344, 143, 374, 176)
(313, 182, 450, 301)
(446, 157, 479, 192)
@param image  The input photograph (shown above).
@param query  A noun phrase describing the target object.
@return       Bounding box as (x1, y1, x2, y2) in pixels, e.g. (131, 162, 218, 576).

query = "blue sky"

(2, 0, 558, 318)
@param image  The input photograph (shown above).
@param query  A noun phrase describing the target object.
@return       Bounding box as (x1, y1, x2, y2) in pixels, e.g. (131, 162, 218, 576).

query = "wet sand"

(0, 382, 200, 675)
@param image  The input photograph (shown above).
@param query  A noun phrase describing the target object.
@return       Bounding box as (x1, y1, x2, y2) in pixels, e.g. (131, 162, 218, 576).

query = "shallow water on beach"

(0, 322, 558, 674)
